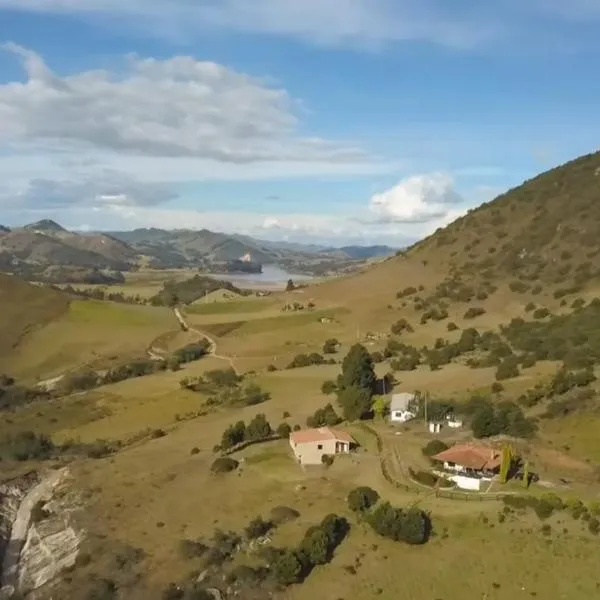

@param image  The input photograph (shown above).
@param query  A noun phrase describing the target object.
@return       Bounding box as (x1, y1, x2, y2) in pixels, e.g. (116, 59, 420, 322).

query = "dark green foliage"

(0, 431, 55, 461)
(422, 439, 449, 458)
(463, 307, 486, 319)
(272, 550, 303, 585)
(287, 353, 325, 369)
(532, 307, 550, 319)
(340, 344, 376, 393)
(242, 383, 271, 406)
(245, 516, 273, 539)
(495, 356, 520, 380)
(210, 457, 239, 473)
(220, 420, 246, 449)
(471, 399, 536, 439)
(321, 380, 337, 395)
(150, 275, 242, 306)
(245, 413, 272, 441)
(347, 486, 380, 512)
(396, 286, 418, 298)
(276, 422, 292, 438)
(367, 502, 430, 545)
(337, 385, 372, 421)
(322, 338, 339, 354)
(270, 506, 300, 525)
(408, 468, 453, 488)
(390, 319, 414, 335)
(447, 322, 459, 331)
(306, 403, 341, 428)
(509, 281, 530, 293)
(549, 368, 596, 396)
(0, 381, 49, 411)
(321, 454, 334, 466)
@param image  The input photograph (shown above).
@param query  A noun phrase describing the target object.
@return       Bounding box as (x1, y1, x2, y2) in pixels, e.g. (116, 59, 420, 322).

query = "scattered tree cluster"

(287, 353, 332, 369)
(218, 414, 273, 451)
(306, 403, 341, 428)
(335, 344, 377, 421)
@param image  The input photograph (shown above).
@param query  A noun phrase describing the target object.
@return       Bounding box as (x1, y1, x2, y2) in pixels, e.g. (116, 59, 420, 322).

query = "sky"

(0, 1, 599, 246)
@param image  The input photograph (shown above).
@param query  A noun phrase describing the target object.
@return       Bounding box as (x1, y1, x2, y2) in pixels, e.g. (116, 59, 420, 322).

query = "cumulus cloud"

(0, 43, 364, 163)
(368, 173, 463, 223)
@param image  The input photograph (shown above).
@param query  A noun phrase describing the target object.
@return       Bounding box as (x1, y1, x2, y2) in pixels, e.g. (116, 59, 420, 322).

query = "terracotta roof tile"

(290, 427, 355, 445)
(433, 443, 501, 471)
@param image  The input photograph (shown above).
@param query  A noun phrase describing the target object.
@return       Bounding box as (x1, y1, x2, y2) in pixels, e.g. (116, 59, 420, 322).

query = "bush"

(321, 454, 334, 467)
(276, 422, 292, 438)
(532, 307, 550, 319)
(272, 550, 303, 585)
(368, 502, 430, 545)
(463, 307, 486, 319)
(306, 403, 341, 428)
(270, 506, 300, 525)
(390, 319, 414, 335)
(421, 439, 449, 458)
(321, 380, 337, 395)
(323, 338, 339, 354)
(210, 457, 239, 474)
(245, 516, 273, 539)
(347, 486, 380, 512)
(447, 322, 459, 332)
(495, 356, 520, 380)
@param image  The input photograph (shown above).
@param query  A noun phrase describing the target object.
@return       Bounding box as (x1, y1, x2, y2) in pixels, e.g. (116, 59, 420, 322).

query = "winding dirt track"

(173, 307, 238, 374)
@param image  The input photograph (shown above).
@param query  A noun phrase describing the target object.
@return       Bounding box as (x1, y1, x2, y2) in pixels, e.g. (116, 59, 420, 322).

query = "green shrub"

(463, 307, 486, 319)
(347, 486, 380, 512)
(210, 457, 239, 474)
(421, 439, 449, 458)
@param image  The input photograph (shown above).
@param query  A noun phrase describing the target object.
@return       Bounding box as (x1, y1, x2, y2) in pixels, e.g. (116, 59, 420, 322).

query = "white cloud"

(0, 1, 503, 49)
(2, 169, 177, 209)
(0, 43, 365, 163)
(368, 173, 463, 223)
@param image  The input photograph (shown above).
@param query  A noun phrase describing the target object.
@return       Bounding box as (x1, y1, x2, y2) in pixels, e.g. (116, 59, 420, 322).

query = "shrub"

(347, 486, 380, 512)
(368, 502, 430, 545)
(306, 403, 341, 428)
(422, 439, 449, 458)
(323, 338, 339, 354)
(245, 516, 273, 539)
(495, 356, 520, 381)
(321, 454, 334, 467)
(391, 319, 414, 335)
(447, 322, 459, 332)
(151, 428, 167, 439)
(533, 307, 550, 319)
(272, 551, 303, 585)
(491, 382, 504, 394)
(276, 422, 292, 438)
(463, 307, 486, 319)
(321, 380, 337, 395)
(210, 457, 239, 474)
(179, 539, 208, 559)
(270, 506, 300, 525)
(31, 501, 50, 524)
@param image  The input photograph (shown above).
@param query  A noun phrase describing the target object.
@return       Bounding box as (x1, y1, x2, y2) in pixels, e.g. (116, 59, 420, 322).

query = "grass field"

(5, 299, 177, 381)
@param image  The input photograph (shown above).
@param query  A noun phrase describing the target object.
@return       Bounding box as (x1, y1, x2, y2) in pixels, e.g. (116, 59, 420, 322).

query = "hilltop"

(410, 150, 600, 289)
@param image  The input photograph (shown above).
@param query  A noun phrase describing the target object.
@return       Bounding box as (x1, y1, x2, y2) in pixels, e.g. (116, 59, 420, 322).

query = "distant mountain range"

(0, 220, 396, 283)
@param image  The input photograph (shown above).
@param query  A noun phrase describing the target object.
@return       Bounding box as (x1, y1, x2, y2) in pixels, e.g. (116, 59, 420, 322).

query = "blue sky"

(0, 1, 599, 245)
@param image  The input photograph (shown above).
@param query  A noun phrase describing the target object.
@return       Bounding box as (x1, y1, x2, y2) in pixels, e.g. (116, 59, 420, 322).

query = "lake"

(207, 264, 314, 290)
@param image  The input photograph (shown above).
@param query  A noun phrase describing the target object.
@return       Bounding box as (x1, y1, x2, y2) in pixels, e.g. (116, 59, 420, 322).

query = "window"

(317, 444, 323, 450)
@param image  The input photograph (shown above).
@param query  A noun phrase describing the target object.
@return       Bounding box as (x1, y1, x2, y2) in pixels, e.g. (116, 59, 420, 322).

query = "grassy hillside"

(6, 152, 600, 600)
(0, 273, 69, 364)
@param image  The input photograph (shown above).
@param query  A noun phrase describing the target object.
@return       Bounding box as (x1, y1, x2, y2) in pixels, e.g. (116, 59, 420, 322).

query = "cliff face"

(0, 469, 83, 599)
(0, 473, 40, 574)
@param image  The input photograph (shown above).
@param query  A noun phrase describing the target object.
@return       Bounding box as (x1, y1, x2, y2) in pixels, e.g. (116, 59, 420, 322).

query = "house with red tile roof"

(432, 443, 501, 491)
(289, 427, 355, 465)
(433, 443, 501, 476)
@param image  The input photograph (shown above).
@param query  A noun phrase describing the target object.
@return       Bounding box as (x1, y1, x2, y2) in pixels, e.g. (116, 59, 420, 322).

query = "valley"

(2, 152, 600, 599)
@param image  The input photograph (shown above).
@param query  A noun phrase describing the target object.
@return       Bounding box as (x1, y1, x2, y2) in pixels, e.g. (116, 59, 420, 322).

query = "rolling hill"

(0, 273, 70, 364)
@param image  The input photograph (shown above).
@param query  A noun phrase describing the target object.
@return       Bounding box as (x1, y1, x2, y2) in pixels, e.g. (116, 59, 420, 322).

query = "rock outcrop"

(0, 469, 83, 599)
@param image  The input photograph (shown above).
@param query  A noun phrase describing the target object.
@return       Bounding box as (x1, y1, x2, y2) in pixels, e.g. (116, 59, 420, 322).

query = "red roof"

(290, 427, 354, 445)
(433, 443, 501, 471)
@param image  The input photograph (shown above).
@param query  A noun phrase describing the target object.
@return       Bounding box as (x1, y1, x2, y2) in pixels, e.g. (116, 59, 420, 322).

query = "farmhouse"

(432, 443, 501, 490)
(289, 427, 355, 465)
(389, 392, 417, 423)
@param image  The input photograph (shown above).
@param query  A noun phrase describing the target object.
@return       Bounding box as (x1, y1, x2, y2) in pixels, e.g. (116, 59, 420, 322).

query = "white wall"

(451, 475, 481, 491)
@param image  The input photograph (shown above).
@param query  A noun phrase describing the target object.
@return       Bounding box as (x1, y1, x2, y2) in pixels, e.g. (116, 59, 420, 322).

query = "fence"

(357, 422, 508, 502)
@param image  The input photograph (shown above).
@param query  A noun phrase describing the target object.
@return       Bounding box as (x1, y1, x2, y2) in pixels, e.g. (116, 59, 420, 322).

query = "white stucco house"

(389, 392, 417, 423)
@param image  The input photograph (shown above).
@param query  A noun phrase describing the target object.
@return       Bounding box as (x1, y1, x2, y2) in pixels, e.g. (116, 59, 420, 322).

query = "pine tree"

(340, 344, 376, 394)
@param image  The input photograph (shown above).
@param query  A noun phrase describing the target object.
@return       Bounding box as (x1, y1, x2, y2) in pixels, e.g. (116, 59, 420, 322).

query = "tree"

(221, 420, 246, 449)
(276, 422, 292, 438)
(421, 439, 449, 458)
(245, 516, 272, 539)
(246, 414, 272, 441)
(499, 445, 512, 484)
(338, 385, 372, 421)
(347, 487, 380, 512)
(372, 395, 390, 419)
(272, 550, 303, 585)
(299, 528, 330, 565)
(495, 356, 520, 381)
(321, 380, 337, 395)
(471, 402, 500, 438)
(322, 338, 339, 354)
(285, 279, 296, 292)
(522, 461, 530, 489)
(340, 344, 376, 394)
